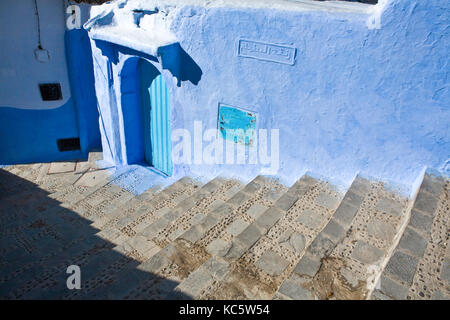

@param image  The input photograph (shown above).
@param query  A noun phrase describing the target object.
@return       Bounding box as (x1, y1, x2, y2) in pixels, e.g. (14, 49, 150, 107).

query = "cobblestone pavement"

(0, 154, 448, 300)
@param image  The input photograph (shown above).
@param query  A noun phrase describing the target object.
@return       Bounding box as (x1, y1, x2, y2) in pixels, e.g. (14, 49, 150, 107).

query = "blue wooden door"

(139, 62, 173, 176)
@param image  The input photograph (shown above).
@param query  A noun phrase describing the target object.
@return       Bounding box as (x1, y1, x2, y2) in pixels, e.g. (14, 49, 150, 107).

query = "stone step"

(0, 205, 89, 266)
(68, 178, 243, 299)
(111, 175, 281, 299)
(0, 185, 53, 230)
(19, 244, 132, 300)
(107, 177, 203, 241)
(160, 175, 315, 299)
(46, 152, 115, 204)
(1, 164, 41, 190)
(87, 151, 103, 167)
(90, 185, 162, 231)
(178, 175, 287, 246)
(0, 172, 225, 299)
(37, 162, 87, 194)
(36, 151, 103, 192)
(277, 175, 410, 300)
(102, 176, 202, 234)
(53, 167, 130, 209)
(0, 166, 46, 200)
(0, 176, 131, 274)
(3, 163, 43, 183)
(60, 245, 143, 300)
(1, 166, 201, 299)
(2, 160, 448, 300)
(1, 230, 150, 300)
(274, 176, 371, 300)
(0, 174, 151, 298)
(0, 173, 149, 248)
(0, 201, 116, 292)
(139, 177, 243, 248)
(92, 180, 194, 246)
(197, 175, 341, 300)
(0, 164, 18, 173)
(63, 238, 164, 300)
(371, 173, 449, 300)
(30, 175, 196, 262)
(48, 167, 113, 205)
(0, 151, 101, 191)
(65, 167, 154, 221)
(1, 235, 115, 299)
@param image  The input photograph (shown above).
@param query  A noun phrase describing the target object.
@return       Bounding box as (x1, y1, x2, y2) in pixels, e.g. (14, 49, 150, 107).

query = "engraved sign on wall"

(237, 39, 297, 65)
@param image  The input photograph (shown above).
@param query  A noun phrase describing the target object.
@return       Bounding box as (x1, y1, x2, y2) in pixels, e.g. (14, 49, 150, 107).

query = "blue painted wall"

(170, 0, 449, 193)
(120, 57, 146, 165)
(89, 0, 449, 195)
(0, 1, 100, 164)
(0, 103, 82, 164)
(65, 28, 102, 155)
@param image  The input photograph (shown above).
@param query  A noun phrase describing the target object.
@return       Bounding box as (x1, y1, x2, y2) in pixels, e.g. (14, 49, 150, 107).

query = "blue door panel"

(149, 74, 173, 176)
(138, 60, 172, 176)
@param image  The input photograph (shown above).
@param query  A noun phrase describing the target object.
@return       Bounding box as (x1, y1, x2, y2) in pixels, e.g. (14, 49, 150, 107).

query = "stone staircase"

(0, 153, 448, 300)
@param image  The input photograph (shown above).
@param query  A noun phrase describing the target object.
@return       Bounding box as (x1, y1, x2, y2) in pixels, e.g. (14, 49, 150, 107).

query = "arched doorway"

(120, 57, 173, 176)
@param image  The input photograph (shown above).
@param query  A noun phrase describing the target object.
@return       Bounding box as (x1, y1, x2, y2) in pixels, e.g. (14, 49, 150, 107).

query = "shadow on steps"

(0, 169, 191, 300)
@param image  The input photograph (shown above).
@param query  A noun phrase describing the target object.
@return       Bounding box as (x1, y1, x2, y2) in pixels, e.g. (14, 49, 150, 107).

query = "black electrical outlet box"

(39, 83, 62, 101)
(57, 138, 81, 152)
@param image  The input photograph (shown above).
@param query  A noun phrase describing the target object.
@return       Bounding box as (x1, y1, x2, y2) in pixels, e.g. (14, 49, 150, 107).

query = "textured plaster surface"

(0, 1, 101, 164)
(89, 0, 449, 195)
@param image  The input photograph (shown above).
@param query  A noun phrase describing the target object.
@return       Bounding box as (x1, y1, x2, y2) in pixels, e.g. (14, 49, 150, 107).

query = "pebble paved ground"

(0, 154, 448, 300)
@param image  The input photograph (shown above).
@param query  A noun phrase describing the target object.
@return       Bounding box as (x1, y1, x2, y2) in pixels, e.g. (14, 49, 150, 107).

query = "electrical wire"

(33, 0, 43, 50)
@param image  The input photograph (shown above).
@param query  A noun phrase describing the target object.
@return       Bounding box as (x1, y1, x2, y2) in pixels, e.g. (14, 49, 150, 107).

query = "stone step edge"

(112, 177, 204, 237)
(170, 174, 321, 298)
(277, 176, 371, 299)
(89, 178, 244, 299)
(175, 175, 279, 245)
(128, 175, 274, 297)
(0, 175, 199, 296)
(93, 176, 205, 235)
(48, 166, 113, 202)
(0, 176, 199, 299)
(136, 177, 233, 243)
(89, 185, 164, 230)
(370, 173, 446, 300)
(50, 166, 129, 207)
(90, 175, 200, 229)
(0, 176, 202, 290)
